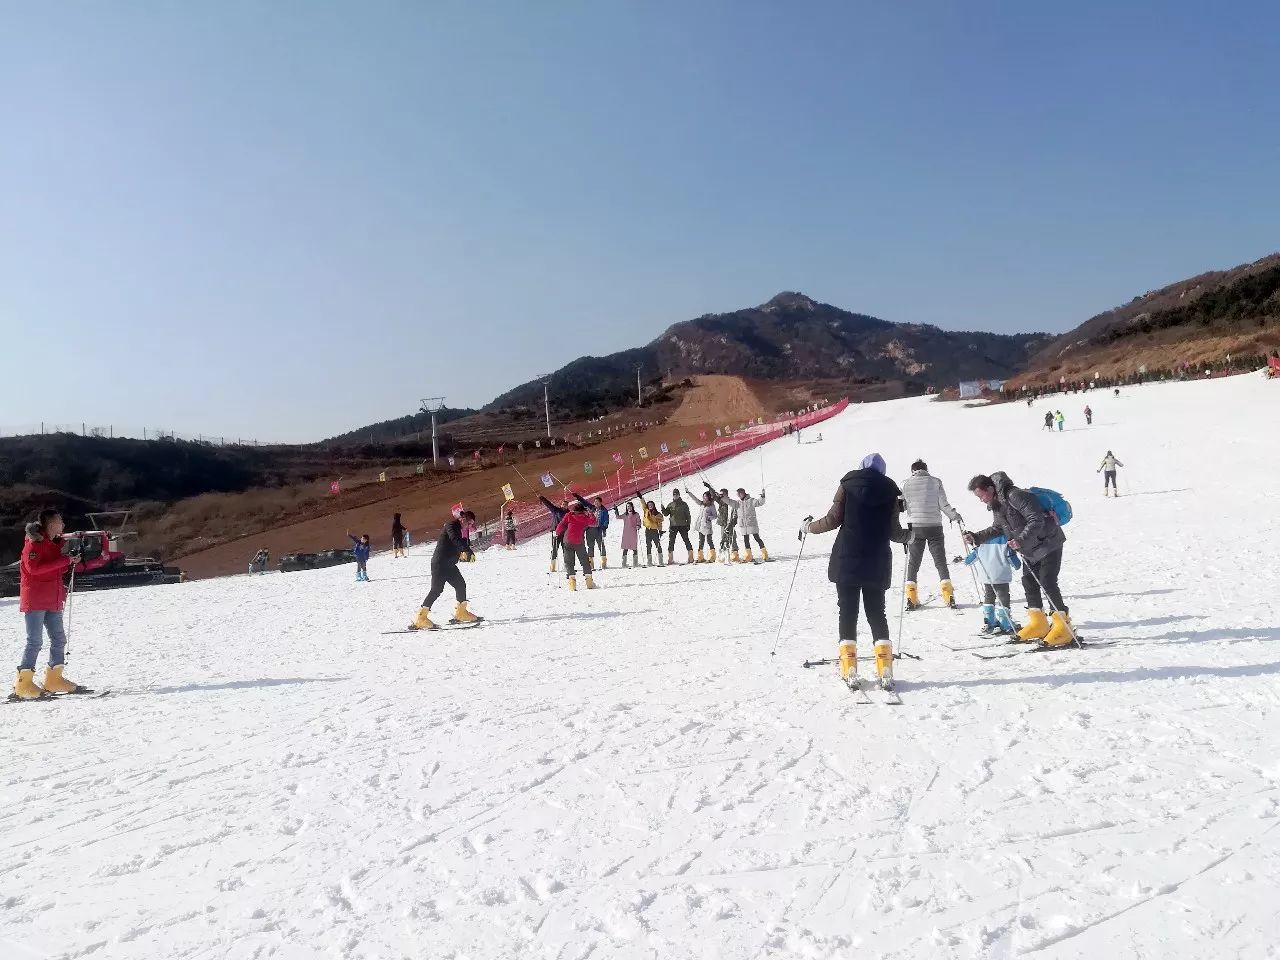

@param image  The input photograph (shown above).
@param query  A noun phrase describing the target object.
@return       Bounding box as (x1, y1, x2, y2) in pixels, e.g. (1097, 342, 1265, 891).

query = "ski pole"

(959, 523, 1017, 630)
(895, 525, 913, 660)
(64, 552, 79, 660)
(770, 519, 810, 658)
(1016, 551, 1082, 648)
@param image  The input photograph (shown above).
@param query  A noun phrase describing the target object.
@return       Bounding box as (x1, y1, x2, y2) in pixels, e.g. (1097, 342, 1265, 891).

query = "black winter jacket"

(431, 520, 468, 568)
(971, 471, 1065, 564)
(808, 468, 909, 588)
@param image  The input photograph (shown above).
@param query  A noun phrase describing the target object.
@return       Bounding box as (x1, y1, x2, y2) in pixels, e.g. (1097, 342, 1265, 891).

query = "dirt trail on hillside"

(666, 376, 766, 427)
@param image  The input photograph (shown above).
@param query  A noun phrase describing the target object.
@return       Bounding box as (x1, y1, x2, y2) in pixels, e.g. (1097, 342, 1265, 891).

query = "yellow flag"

(378, 471, 387, 483)
(502, 483, 515, 502)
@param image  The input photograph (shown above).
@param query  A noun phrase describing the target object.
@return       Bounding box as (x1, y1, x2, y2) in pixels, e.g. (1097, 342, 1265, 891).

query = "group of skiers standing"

(536, 485, 769, 590)
(805, 457, 1078, 693)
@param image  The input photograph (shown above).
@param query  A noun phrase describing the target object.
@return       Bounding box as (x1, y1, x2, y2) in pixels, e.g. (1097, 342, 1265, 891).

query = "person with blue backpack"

(964, 472, 1075, 648)
(962, 535, 1020, 636)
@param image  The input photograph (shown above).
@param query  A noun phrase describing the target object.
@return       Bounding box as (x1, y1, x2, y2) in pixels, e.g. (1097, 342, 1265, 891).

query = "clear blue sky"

(2, 2, 1276, 442)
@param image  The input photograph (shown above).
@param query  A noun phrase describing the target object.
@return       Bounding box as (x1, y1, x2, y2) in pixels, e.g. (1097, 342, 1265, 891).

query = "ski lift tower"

(420, 397, 446, 467)
(538, 375, 552, 439)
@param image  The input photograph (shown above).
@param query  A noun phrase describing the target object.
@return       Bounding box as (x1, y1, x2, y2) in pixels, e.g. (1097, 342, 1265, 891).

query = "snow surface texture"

(3, 374, 1278, 960)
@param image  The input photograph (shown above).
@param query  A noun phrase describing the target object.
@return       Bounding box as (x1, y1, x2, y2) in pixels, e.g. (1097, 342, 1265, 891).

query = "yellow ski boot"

(585, 574, 597, 590)
(905, 582, 920, 611)
(410, 607, 436, 631)
(696, 549, 706, 563)
(13, 669, 46, 700)
(1041, 611, 1075, 648)
(667, 550, 675, 566)
(686, 550, 695, 565)
(760, 547, 769, 561)
(567, 575, 578, 591)
(838, 641, 857, 683)
(1016, 608, 1051, 642)
(453, 601, 479, 624)
(550, 559, 557, 573)
(708, 548, 717, 563)
(941, 580, 955, 608)
(601, 557, 608, 569)
(874, 640, 895, 691)
(742, 548, 754, 563)
(41, 664, 82, 694)
(730, 549, 740, 563)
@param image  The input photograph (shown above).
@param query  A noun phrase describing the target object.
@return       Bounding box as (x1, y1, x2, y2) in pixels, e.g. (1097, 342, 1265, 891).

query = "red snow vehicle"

(0, 511, 183, 597)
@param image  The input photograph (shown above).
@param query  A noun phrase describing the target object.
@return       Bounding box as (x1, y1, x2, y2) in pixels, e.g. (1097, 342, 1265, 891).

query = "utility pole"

(420, 397, 446, 467)
(539, 375, 552, 438)
(636, 364, 643, 407)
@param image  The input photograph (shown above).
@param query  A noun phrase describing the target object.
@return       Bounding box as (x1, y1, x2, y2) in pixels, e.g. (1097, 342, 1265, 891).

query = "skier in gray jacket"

(900, 460, 962, 609)
(735, 488, 767, 562)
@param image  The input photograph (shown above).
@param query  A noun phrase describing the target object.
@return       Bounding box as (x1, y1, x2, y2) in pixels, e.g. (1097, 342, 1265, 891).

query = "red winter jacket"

(555, 510, 597, 547)
(20, 523, 73, 613)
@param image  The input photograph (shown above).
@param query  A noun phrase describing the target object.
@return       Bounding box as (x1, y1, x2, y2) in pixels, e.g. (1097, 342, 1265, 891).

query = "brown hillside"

(666, 375, 767, 427)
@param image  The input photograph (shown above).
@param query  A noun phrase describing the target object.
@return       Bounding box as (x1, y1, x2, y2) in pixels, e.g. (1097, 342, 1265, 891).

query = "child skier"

(409, 510, 482, 630)
(613, 501, 642, 567)
(1098, 451, 1124, 497)
(12, 509, 88, 700)
(962, 535, 1020, 635)
(503, 508, 517, 549)
(735, 487, 768, 562)
(639, 499, 665, 567)
(555, 501, 598, 590)
(347, 531, 372, 581)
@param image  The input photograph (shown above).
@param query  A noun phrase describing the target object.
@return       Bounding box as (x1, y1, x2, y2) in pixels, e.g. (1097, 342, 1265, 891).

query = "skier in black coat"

(391, 513, 406, 557)
(409, 511, 482, 630)
(806, 453, 911, 690)
(539, 494, 570, 572)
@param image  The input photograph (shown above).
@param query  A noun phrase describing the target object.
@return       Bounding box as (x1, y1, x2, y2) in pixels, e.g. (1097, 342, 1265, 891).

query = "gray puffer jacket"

(971, 471, 1065, 563)
(901, 470, 960, 527)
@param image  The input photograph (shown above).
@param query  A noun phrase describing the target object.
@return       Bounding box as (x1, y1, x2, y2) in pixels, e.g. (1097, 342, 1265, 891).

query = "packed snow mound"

(3, 374, 1279, 959)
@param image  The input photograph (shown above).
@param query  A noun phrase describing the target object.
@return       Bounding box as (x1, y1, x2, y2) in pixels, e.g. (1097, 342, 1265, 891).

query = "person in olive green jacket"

(662, 489, 694, 564)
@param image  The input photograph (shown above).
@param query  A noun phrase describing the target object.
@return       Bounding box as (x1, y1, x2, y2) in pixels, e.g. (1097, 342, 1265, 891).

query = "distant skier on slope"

(900, 459, 961, 610)
(805, 454, 911, 690)
(1055, 410, 1065, 432)
(736, 487, 768, 562)
(391, 513, 406, 558)
(962, 535, 1020, 635)
(539, 493, 570, 572)
(1043, 411, 1054, 431)
(503, 507, 517, 549)
(964, 473, 1072, 648)
(248, 547, 270, 575)
(556, 501, 598, 591)
(662, 489, 693, 565)
(1098, 451, 1124, 497)
(1084, 405, 1093, 426)
(11, 510, 88, 700)
(409, 511, 482, 630)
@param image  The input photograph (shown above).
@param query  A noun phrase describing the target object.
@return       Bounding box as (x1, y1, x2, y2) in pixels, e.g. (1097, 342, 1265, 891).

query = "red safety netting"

(484, 398, 849, 547)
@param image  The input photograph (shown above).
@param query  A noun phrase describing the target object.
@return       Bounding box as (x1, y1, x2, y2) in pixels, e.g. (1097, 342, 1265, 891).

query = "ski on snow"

(5, 689, 110, 705)
(971, 638, 1117, 660)
(382, 618, 488, 635)
(802, 659, 902, 705)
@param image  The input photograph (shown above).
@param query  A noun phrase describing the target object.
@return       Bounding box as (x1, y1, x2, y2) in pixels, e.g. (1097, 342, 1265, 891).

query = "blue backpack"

(1029, 487, 1072, 526)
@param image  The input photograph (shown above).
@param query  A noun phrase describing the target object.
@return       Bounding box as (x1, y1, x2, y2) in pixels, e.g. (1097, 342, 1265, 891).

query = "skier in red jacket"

(554, 501, 598, 591)
(13, 510, 87, 700)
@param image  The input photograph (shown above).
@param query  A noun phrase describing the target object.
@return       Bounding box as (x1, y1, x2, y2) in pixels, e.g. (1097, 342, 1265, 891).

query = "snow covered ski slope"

(3, 373, 1278, 959)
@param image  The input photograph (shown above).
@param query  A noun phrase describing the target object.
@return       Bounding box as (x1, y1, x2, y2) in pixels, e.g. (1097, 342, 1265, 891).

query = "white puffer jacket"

(901, 471, 960, 527)
(736, 492, 765, 535)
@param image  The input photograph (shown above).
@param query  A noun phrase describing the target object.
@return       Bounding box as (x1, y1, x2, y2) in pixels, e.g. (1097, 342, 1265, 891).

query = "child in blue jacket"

(348, 530, 372, 582)
(962, 535, 1020, 635)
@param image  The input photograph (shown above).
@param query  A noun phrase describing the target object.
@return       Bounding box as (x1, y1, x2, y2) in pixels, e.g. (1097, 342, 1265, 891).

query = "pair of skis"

(382, 617, 488, 635)
(5, 688, 110, 705)
(802, 658, 902, 705)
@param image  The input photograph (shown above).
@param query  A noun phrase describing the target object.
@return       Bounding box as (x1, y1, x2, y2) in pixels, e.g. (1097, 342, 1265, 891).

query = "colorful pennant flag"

(699, 430, 707, 440)
(501, 483, 515, 502)
(541, 472, 555, 488)
(447, 456, 456, 467)
(611, 452, 624, 465)
(659, 442, 669, 454)
(330, 480, 341, 496)
(379, 471, 387, 482)
(473, 450, 481, 461)
(584, 461, 593, 475)
(415, 462, 425, 475)
(679, 439, 689, 449)
(715, 429, 722, 438)
(638, 446, 648, 459)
